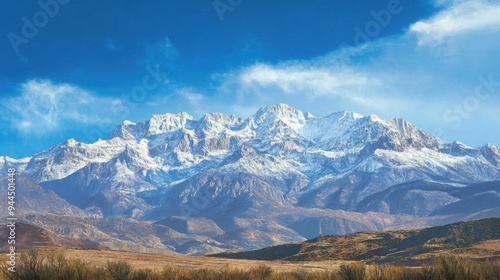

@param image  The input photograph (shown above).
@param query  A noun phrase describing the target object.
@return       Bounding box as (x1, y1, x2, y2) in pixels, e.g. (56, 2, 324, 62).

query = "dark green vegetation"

(1, 249, 500, 280)
(212, 218, 500, 264)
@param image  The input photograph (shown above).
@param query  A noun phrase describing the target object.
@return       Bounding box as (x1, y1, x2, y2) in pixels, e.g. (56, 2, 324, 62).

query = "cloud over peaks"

(410, 0, 500, 45)
(2, 80, 122, 136)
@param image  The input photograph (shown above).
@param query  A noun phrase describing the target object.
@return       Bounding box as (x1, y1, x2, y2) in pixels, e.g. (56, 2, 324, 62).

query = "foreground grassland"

(1, 248, 500, 280)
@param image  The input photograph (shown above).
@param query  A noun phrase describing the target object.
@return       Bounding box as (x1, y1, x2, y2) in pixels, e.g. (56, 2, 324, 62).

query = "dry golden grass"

(471, 239, 500, 253)
(1, 248, 499, 280)
(1, 247, 343, 273)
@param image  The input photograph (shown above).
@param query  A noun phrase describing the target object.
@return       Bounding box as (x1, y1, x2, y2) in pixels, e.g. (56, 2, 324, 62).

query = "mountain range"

(1, 103, 499, 254)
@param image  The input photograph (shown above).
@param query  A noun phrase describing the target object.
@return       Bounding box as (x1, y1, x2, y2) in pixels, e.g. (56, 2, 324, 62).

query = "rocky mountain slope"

(1, 104, 499, 254)
(0, 222, 101, 252)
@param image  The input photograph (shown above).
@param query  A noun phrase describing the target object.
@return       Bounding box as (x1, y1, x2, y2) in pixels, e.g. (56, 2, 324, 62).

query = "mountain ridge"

(210, 217, 500, 264)
(1, 103, 499, 254)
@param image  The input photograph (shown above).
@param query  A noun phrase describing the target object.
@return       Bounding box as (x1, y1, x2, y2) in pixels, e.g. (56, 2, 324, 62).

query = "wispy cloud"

(204, 0, 500, 146)
(4, 1, 498, 149)
(213, 40, 420, 116)
(2, 80, 122, 136)
(177, 88, 208, 116)
(410, 0, 500, 45)
(238, 63, 379, 97)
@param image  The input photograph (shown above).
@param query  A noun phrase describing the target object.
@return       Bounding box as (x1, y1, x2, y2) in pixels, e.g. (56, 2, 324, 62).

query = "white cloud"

(8, 1, 494, 147)
(205, 0, 500, 147)
(2, 80, 122, 135)
(214, 42, 417, 116)
(238, 63, 379, 97)
(179, 89, 204, 105)
(410, 0, 500, 45)
(177, 88, 208, 116)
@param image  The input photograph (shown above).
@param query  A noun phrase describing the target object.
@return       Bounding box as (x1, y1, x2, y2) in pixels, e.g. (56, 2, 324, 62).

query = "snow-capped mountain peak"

(147, 112, 195, 136)
(1, 103, 499, 255)
(249, 103, 307, 130)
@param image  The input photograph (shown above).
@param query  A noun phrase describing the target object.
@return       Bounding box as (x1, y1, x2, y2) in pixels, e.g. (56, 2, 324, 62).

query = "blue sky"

(1, 0, 499, 158)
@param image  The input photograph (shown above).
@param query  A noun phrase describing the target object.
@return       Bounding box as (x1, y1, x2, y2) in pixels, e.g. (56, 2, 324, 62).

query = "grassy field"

(1, 247, 500, 279)
(2, 218, 500, 278)
(55, 247, 343, 272)
(0, 247, 343, 274)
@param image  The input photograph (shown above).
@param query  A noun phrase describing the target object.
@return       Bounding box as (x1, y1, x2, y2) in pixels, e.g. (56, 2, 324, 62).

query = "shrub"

(3, 249, 50, 280)
(432, 255, 478, 280)
(2, 249, 500, 280)
(250, 265, 273, 280)
(106, 260, 132, 280)
(130, 268, 160, 280)
(339, 262, 365, 280)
